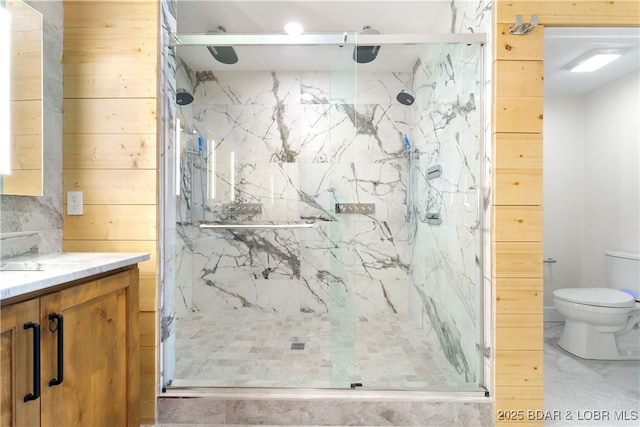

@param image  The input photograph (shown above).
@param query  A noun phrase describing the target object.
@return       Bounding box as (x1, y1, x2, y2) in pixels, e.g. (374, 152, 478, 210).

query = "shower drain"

(290, 342, 305, 350)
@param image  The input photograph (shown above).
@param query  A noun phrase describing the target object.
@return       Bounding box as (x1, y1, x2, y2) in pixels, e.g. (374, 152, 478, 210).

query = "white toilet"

(553, 251, 640, 360)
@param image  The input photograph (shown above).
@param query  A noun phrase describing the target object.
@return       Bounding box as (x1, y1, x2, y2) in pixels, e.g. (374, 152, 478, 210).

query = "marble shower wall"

(172, 35, 486, 388)
(174, 69, 417, 318)
(406, 44, 485, 384)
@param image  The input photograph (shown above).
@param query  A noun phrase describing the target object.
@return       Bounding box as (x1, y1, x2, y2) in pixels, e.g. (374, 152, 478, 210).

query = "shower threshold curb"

(158, 388, 494, 425)
(161, 386, 489, 401)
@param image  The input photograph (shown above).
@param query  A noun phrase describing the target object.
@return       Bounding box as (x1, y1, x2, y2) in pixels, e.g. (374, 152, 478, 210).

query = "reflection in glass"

(1, 0, 43, 196)
(0, 4, 10, 176)
(207, 131, 216, 200)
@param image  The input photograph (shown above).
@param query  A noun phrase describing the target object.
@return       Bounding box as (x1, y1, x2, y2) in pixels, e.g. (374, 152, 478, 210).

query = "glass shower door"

(162, 33, 486, 392)
(164, 36, 361, 389)
(408, 41, 485, 389)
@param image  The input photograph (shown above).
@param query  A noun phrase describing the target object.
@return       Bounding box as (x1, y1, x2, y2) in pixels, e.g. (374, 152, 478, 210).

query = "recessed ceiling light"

(284, 22, 303, 35)
(565, 48, 627, 72)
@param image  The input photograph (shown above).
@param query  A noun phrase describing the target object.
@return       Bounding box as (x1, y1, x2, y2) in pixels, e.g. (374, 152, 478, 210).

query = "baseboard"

(544, 306, 564, 322)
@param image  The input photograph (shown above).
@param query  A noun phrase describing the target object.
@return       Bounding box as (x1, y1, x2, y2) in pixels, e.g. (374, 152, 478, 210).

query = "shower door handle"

(469, 185, 481, 230)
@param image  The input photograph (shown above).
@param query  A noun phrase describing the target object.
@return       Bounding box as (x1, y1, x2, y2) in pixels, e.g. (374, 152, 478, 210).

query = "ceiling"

(175, 0, 453, 73)
(177, 1, 450, 36)
(544, 27, 640, 95)
(175, 1, 640, 95)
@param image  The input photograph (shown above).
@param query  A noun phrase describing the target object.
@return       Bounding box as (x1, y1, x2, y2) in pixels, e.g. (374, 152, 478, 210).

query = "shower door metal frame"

(168, 32, 486, 47)
(162, 31, 489, 391)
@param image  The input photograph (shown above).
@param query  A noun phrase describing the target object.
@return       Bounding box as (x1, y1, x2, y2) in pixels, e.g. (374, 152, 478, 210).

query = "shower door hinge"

(350, 382, 363, 389)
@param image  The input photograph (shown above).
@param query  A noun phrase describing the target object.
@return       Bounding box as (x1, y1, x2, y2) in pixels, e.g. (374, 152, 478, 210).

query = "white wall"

(583, 70, 640, 284)
(543, 95, 585, 311)
(544, 69, 640, 317)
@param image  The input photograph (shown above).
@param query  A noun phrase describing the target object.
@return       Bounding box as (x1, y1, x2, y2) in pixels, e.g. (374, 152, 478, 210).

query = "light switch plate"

(67, 191, 83, 215)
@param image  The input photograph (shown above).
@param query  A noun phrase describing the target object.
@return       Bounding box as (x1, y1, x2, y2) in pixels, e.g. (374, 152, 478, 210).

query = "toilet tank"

(605, 251, 640, 298)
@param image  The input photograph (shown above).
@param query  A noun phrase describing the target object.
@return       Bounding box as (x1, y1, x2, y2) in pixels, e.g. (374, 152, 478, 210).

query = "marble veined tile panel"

(193, 71, 300, 105)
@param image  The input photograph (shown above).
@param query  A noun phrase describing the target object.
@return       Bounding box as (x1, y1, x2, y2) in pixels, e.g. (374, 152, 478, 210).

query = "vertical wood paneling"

(63, 170, 157, 205)
(494, 350, 543, 386)
(494, 314, 544, 350)
(139, 346, 159, 424)
(493, 5, 544, 426)
(494, 169, 543, 205)
(62, 205, 157, 240)
(493, 1, 639, 425)
(495, 23, 544, 61)
(63, 134, 157, 169)
(493, 97, 543, 133)
(62, 0, 160, 422)
(493, 206, 543, 241)
(494, 241, 543, 277)
(63, 99, 158, 134)
(493, 133, 542, 169)
(494, 278, 542, 314)
(495, 61, 544, 97)
(10, 135, 42, 169)
(496, 1, 640, 26)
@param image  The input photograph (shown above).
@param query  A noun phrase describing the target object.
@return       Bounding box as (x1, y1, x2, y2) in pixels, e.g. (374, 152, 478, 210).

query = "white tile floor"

(171, 311, 473, 389)
(544, 321, 640, 426)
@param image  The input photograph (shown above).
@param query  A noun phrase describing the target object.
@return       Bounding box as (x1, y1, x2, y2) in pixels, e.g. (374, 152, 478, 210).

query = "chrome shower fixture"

(396, 90, 415, 106)
(176, 88, 194, 106)
(207, 26, 238, 64)
(353, 26, 381, 64)
(396, 82, 437, 105)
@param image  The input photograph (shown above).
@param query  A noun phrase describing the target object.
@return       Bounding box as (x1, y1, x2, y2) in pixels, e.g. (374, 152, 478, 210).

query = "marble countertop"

(0, 252, 150, 301)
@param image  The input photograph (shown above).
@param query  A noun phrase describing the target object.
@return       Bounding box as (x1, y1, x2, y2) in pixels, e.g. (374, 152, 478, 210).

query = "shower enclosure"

(161, 32, 487, 392)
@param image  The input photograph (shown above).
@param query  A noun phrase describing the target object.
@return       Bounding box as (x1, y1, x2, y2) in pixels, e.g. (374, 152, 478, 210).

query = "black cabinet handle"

(23, 322, 41, 402)
(48, 313, 64, 386)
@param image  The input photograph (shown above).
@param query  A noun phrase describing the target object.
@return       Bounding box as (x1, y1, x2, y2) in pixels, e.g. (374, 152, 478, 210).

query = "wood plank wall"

(492, 1, 639, 426)
(61, 1, 160, 423)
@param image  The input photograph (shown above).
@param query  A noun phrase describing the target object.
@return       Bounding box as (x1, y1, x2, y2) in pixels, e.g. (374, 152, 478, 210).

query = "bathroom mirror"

(0, 0, 43, 196)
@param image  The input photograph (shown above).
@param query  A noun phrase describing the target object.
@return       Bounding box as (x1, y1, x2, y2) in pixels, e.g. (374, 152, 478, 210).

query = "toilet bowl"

(553, 288, 640, 360)
(553, 251, 640, 360)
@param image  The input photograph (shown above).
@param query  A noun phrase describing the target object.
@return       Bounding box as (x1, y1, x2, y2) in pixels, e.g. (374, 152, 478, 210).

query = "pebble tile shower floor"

(172, 311, 465, 389)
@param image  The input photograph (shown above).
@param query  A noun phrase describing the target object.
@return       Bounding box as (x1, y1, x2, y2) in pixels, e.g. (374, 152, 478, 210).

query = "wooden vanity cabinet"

(1, 298, 41, 426)
(1, 266, 140, 427)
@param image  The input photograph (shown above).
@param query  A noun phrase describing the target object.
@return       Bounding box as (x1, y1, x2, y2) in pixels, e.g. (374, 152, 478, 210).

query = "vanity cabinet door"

(1, 298, 41, 427)
(39, 268, 140, 427)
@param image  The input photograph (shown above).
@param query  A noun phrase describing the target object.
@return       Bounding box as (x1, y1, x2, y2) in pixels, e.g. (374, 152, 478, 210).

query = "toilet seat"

(553, 287, 635, 308)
